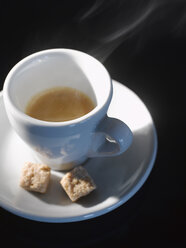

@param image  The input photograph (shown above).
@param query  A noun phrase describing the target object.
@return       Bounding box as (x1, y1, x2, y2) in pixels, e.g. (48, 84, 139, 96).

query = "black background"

(0, 1, 185, 247)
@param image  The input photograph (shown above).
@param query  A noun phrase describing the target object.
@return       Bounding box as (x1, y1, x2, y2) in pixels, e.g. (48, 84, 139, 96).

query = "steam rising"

(23, 0, 186, 62)
(86, 1, 156, 61)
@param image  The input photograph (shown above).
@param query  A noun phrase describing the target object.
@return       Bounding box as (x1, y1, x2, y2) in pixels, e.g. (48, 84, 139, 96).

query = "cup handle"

(88, 116, 133, 158)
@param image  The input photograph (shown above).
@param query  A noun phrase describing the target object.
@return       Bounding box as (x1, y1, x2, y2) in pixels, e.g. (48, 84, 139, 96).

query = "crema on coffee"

(25, 87, 95, 122)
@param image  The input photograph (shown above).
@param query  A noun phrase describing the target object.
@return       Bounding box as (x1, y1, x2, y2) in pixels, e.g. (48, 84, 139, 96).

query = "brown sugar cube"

(20, 162, 51, 193)
(60, 166, 96, 202)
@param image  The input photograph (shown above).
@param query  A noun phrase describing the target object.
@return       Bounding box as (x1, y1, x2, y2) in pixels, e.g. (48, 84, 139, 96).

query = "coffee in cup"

(25, 87, 95, 122)
(3, 49, 133, 170)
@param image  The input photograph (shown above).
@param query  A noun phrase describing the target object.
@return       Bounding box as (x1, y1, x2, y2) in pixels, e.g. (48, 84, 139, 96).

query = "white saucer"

(0, 80, 157, 222)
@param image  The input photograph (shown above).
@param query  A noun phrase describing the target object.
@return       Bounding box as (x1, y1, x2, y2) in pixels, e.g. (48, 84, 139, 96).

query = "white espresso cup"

(3, 49, 133, 170)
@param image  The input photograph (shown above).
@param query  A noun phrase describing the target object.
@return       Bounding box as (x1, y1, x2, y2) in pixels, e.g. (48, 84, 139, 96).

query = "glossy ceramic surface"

(0, 80, 157, 222)
(3, 49, 132, 170)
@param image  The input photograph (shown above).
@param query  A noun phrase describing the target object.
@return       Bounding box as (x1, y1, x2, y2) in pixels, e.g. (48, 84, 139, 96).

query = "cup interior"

(6, 49, 111, 115)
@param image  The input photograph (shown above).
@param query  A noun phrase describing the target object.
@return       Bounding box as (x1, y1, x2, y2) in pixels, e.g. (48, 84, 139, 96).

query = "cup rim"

(3, 48, 112, 127)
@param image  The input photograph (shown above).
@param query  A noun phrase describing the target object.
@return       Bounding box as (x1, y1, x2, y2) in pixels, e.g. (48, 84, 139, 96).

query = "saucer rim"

(0, 80, 158, 222)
